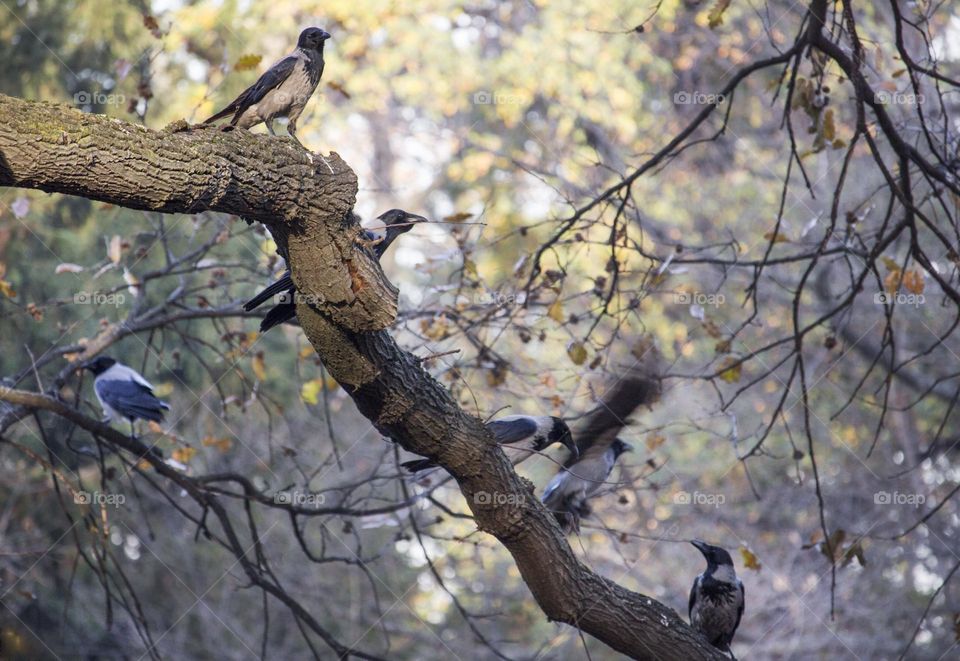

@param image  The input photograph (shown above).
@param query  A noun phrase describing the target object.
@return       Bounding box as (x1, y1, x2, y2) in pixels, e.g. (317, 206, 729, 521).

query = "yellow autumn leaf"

(763, 231, 790, 243)
(234, 54, 262, 71)
(567, 341, 587, 365)
(902, 269, 924, 294)
(547, 298, 564, 322)
(0, 280, 15, 299)
(883, 269, 901, 294)
(719, 357, 742, 383)
(881, 256, 900, 271)
(443, 212, 473, 222)
(645, 433, 666, 451)
(740, 546, 762, 571)
(171, 447, 197, 464)
(301, 379, 323, 405)
(252, 353, 267, 381)
(707, 0, 732, 28)
(201, 436, 232, 452)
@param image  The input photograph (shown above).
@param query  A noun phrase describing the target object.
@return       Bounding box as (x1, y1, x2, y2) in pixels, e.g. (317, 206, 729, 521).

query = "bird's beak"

(320, 30, 332, 40)
(77, 360, 91, 372)
(563, 435, 579, 459)
(691, 540, 708, 554)
(404, 213, 428, 224)
(623, 443, 634, 452)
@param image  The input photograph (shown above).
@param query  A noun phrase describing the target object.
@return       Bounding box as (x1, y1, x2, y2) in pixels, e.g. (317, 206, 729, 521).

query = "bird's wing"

(563, 338, 661, 466)
(731, 580, 745, 638)
(95, 379, 168, 421)
(688, 575, 699, 619)
(244, 270, 293, 311)
(487, 417, 539, 445)
(540, 471, 568, 508)
(205, 56, 299, 124)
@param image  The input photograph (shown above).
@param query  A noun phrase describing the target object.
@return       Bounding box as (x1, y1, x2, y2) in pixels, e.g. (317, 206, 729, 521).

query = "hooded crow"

(689, 540, 745, 656)
(401, 415, 577, 480)
(243, 209, 427, 332)
(81, 356, 170, 437)
(541, 438, 631, 533)
(204, 27, 331, 145)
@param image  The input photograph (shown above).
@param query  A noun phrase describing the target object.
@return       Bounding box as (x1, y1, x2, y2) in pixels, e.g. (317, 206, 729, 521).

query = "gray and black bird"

(243, 209, 427, 332)
(80, 356, 170, 437)
(204, 27, 331, 145)
(541, 438, 631, 533)
(689, 540, 745, 656)
(401, 415, 577, 481)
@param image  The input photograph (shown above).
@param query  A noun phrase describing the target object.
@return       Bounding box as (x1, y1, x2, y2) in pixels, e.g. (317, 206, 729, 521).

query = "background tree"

(1, 0, 959, 659)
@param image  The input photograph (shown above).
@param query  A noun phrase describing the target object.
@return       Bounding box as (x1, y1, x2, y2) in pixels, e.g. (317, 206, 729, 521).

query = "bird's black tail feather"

(244, 274, 294, 311)
(401, 458, 438, 473)
(259, 304, 297, 332)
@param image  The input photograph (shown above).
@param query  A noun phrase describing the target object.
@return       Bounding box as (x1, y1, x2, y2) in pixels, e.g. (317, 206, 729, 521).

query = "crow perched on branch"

(541, 339, 661, 533)
(204, 27, 331, 145)
(401, 415, 577, 482)
(243, 209, 427, 332)
(80, 356, 169, 437)
(689, 540, 745, 656)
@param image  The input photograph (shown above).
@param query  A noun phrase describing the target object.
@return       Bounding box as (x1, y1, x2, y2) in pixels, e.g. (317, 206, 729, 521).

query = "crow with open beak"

(541, 438, 632, 534)
(689, 540, 745, 657)
(243, 209, 427, 332)
(80, 356, 170, 438)
(204, 27, 331, 146)
(401, 415, 577, 482)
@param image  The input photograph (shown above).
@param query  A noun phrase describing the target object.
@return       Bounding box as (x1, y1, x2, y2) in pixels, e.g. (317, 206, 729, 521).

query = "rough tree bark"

(0, 94, 725, 660)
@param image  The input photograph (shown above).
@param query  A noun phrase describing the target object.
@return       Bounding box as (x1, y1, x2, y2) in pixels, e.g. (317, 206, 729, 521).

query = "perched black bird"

(81, 356, 170, 437)
(401, 415, 577, 480)
(244, 209, 427, 332)
(541, 438, 631, 533)
(204, 27, 331, 145)
(689, 540, 745, 656)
